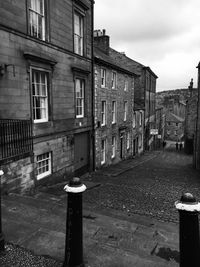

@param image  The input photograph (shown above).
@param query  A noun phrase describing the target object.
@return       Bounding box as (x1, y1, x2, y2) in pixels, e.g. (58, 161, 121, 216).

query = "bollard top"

(64, 177, 86, 193)
(175, 193, 200, 212)
(180, 193, 196, 204)
(69, 177, 82, 187)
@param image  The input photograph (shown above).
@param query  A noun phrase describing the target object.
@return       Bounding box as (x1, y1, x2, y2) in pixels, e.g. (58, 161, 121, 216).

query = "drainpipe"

(91, 0, 95, 171)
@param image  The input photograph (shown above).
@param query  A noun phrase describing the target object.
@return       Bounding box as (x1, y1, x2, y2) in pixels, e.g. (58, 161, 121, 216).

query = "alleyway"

(83, 141, 200, 223)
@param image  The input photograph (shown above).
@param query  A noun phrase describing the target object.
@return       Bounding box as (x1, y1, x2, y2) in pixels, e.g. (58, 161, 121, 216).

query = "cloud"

(94, 0, 200, 91)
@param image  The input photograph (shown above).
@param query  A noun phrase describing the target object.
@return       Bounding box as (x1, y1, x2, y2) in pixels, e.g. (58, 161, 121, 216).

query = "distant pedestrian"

(179, 142, 183, 151)
(163, 140, 166, 149)
(176, 142, 178, 151)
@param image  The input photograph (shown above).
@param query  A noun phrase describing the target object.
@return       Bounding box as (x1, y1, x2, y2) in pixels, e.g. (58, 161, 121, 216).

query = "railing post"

(0, 170, 5, 251)
(175, 193, 200, 267)
(63, 177, 86, 267)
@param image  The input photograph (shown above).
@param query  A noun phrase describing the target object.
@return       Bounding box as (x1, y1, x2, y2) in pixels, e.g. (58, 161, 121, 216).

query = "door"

(74, 132, 89, 176)
(133, 139, 136, 156)
(120, 133, 125, 159)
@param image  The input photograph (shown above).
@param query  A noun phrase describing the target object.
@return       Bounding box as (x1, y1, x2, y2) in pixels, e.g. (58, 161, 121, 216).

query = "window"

(139, 112, 142, 126)
(29, 0, 46, 40)
(75, 78, 85, 118)
(176, 123, 178, 126)
(111, 136, 116, 158)
(31, 68, 49, 123)
(111, 71, 117, 89)
(101, 139, 106, 165)
(132, 78, 135, 90)
(101, 68, 106, 87)
(127, 132, 130, 150)
(124, 101, 128, 121)
(36, 152, 51, 180)
(74, 11, 84, 55)
(112, 101, 116, 124)
(124, 80, 128, 91)
(138, 134, 142, 148)
(101, 101, 106, 126)
(133, 113, 136, 128)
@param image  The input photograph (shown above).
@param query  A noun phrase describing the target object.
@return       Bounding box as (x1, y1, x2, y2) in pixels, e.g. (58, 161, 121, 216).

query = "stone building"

(0, 0, 94, 192)
(194, 63, 200, 169)
(108, 46, 158, 151)
(155, 106, 165, 148)
(94, 30, 142, 168)
(165, 112, 184, 142)
(184, 79, 198, 154)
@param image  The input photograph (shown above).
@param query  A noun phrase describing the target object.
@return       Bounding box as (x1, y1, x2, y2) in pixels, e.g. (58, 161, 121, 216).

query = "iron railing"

(0, 119, 33, 164)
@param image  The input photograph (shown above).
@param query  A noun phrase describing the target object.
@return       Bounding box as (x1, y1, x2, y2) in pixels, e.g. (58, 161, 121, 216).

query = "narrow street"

(83, 141, 200, 223)
(2, 142, 199, 266)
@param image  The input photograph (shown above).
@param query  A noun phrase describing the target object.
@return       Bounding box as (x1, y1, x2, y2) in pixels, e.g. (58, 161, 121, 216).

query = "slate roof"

(165, 112, 185, 123)
(94, 46, 138, 77)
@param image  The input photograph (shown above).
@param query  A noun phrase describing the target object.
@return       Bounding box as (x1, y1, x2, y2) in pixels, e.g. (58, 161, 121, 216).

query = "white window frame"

(139, 111, 142, 126)
(36, 152, 52, 180)
(111, 136, 116, 158)
(127, 132, 130, 150)
(101, 101, 106, 126)
(138, 134, 142, 148)
(111, 71, 117, 89)
(29, 0, 45, 40)
(101, 68, 106, 88)
(74, 11, 84, 56)
(124, 101, 128, 121)
(101, 139, 106, 165)
(31, 68, 49, 123)
(75, 78, 85, 118)
(112, 101, 116, 124)
(124, 79, 128, 91)
(133, 113, 136, 128)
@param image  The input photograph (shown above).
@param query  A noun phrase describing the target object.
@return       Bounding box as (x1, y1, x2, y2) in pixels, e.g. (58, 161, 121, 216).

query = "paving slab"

(1, 193, 179, 266)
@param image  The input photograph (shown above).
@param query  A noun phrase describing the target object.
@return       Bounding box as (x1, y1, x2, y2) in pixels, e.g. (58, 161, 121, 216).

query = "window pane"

(32, 69, 48, 122)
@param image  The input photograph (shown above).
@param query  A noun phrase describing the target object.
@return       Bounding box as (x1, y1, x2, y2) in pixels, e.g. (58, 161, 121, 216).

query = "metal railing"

(0, 119, 33, 164)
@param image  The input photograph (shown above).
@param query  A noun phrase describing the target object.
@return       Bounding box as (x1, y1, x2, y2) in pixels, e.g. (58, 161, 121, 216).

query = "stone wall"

(1, 156, 34, 194)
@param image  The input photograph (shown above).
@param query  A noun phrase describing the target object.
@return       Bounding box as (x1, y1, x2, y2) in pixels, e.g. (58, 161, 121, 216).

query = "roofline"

(143, 66, 158, 78)
(94, 56, 140, 77)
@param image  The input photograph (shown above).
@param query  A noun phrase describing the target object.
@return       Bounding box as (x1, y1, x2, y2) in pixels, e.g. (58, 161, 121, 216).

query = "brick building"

(93, 30, 142, 168)
(194, 63, 200, 169)
(0, 0, 94, 192)
(108, 47, 158, 151)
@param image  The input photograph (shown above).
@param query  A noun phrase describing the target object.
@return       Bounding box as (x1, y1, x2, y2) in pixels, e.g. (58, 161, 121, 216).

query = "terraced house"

(93, 30, 142, 168)
(0, 0, 94, 192)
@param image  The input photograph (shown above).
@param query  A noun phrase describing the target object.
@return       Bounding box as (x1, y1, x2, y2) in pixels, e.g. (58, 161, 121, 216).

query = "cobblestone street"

(83, 142, 200, 223)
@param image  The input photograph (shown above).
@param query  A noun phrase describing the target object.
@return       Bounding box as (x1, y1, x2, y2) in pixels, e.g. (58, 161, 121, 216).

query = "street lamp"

(0, 169, 4, 251)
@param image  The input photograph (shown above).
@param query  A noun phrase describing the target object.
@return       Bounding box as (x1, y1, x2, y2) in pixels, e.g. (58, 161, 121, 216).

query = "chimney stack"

(94, 29, 110, 55)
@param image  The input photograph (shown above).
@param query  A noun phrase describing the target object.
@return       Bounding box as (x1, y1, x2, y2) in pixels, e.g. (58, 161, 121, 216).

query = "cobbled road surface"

(83, 143, 200, 223)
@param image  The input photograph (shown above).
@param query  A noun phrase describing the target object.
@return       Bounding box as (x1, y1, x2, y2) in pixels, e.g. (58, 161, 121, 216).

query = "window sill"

(37, 172, 52, 180)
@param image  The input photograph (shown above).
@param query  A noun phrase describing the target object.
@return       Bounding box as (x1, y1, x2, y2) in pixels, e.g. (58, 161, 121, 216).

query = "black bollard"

(0, 170, 5, 251)
(175, 193, 200, 267)
(63, 177, 86, 267)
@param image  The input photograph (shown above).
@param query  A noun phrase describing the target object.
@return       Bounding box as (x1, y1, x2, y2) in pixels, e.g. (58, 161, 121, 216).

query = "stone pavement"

(0, 147, 185, 266)
(1, 192, 179, 267)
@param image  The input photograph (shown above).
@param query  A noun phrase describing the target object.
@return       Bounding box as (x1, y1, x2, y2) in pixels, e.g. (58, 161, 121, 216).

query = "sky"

(94, 0, 200, 92)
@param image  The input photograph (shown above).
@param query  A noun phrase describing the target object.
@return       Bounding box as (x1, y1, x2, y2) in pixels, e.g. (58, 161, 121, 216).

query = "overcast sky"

(94, 0, 200, 92)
